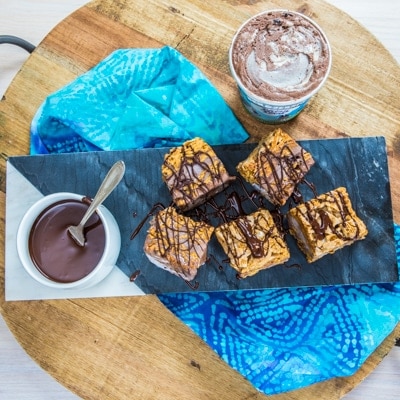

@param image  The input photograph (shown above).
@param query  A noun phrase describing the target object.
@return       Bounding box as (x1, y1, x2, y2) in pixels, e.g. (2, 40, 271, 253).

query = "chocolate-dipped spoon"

(68, 160, 125, 246)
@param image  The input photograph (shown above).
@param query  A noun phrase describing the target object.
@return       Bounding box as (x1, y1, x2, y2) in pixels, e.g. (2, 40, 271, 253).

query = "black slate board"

(9, 137, 398, 293)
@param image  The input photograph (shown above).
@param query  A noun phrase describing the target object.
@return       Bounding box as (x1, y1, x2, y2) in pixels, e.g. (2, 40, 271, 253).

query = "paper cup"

(17, 192, 121, 289)
(229, 10, 332, 123)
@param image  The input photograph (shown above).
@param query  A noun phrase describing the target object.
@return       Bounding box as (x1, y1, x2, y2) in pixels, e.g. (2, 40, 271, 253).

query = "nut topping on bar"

(162, 137, 236, 211)
(215, 208, 290, 278)
(237, 128, 315, 206)
(287, 187, 368, 263)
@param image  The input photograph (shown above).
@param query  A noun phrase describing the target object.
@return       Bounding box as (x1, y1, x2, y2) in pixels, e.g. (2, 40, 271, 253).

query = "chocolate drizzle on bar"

(141, 206, 214, 285)
(235, 218, 265, 258)
(129, 133, 368, 290)
(303, 189, 362, 241)
(152, 207, 208, 271)
(236, 129, 315, 207)
(163, 148, 223, 198)
(255, 141, 313, 206)
(287, 186, 368, 263)
(130, 175, 295, 287)
(162, 138, 235, 211)
(187, 176, 270, 227)
(214, 207, 290, 279)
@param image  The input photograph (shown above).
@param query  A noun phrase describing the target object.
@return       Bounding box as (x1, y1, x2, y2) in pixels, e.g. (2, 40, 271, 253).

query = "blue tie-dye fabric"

(30, 47, 400, 395)
(159, 229, 400, 393)
(30, 46, 249, 154)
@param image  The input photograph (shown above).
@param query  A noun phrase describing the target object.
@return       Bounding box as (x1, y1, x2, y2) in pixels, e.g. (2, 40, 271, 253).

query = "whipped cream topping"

(231, 11, 331, 101)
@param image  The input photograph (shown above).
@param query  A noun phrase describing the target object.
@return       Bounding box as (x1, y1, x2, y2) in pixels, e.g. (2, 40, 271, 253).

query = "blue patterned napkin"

(30, 47, 400, 395)
(160, 229, 400, 393)
(30, 46, 248, 154)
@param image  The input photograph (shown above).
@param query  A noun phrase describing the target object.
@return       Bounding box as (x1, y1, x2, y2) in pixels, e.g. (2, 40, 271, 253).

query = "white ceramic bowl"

(17, 192, 121, 289)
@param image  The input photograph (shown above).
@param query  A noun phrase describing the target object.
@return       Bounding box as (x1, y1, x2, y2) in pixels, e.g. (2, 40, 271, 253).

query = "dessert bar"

(215, 208, 290, 278)
(237, 128, 315, 206)
(143, 206, 214, 281)
(162, 137, 235, 211)
(287, 187, 368, 262)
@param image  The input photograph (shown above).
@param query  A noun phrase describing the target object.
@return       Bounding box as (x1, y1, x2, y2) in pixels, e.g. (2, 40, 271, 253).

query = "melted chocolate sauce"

(129, 270, 141, 282)
(303, 179, 318, 197)
(184, 279, 200, 290)
(291, 187, 304, 204)
(130, 203, 165, 240)
(285, 262, 302, 270)
(207, 254, 225, 271)
(29, 199, 105, 283)
(270, 207, 286, 236)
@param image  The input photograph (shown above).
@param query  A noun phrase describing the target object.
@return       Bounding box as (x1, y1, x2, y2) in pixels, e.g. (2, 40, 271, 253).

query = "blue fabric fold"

(30, 47, 400, 395)
(30, 46, 249, 154)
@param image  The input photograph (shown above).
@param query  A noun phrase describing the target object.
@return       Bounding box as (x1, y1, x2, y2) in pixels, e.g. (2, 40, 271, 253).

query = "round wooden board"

(1, 0, 399, 399)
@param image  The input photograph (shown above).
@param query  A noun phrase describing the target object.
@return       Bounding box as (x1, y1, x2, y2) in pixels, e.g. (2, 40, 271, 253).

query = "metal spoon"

(68, 160, 125, 246)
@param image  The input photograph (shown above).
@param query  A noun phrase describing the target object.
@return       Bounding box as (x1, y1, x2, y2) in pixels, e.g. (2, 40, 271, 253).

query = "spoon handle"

(79, 160, 125, 228)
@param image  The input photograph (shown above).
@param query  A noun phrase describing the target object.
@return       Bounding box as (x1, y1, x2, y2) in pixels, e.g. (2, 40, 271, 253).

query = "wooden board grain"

(0, 0, 399, 399)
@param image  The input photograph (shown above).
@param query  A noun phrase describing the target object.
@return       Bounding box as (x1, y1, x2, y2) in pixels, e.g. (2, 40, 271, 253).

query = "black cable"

(0, 35, 36, 53)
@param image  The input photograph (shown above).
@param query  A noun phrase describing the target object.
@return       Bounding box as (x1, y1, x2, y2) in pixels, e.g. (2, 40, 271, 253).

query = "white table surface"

(1, 1, 399, 399)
